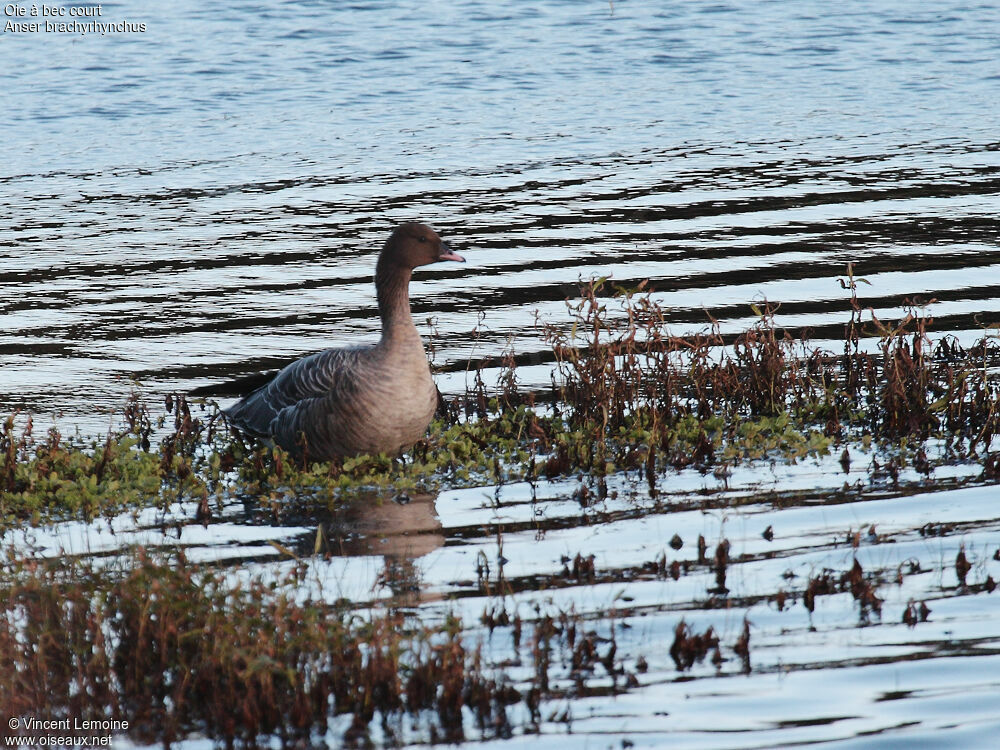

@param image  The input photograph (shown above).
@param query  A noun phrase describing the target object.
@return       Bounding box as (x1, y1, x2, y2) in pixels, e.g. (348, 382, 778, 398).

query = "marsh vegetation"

(3, 272, 1000, 747)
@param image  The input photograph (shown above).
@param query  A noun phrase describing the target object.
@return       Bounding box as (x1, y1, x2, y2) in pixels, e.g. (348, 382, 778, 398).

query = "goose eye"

(417, 236, 428, 243)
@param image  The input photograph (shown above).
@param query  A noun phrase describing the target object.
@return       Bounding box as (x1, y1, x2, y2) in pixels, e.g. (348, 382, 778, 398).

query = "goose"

(225, 222, 464, 460)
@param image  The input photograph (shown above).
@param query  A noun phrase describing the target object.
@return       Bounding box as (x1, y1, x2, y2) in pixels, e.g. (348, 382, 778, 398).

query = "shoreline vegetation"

(2, 270, 1000, 746)
(3, 270, 999, 530)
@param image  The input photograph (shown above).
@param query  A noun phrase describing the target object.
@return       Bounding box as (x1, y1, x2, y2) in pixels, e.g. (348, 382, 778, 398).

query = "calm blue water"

(3, 2, 1000, 746)
(4, 1, 1000, 175)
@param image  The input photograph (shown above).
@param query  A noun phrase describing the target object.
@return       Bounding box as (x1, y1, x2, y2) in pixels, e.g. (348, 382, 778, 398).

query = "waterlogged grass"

(3, 271, 1000, 530)
(0, 549, 518, 746)
(2, 273, 1000, 747)
(0, 403, 839, 532)
(0, 398, 223, 529)
(0, 425, 162, 526)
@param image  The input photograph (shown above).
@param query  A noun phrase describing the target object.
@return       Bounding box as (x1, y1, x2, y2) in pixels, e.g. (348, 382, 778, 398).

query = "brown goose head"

(383, 222, 465, 269)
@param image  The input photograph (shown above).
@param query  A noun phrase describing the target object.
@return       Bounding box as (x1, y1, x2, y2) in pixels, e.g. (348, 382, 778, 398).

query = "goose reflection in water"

(323, 491, 445, 603)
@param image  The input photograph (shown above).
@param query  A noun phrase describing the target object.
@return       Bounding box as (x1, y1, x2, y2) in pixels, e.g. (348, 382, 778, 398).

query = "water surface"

(2, 0, 1000, 746)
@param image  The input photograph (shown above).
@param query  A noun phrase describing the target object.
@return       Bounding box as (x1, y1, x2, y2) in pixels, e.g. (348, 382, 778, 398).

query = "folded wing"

(224, 346, 369, 437)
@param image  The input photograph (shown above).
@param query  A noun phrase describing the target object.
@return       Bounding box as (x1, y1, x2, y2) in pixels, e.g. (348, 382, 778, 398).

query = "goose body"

(225, 223, 464, 460)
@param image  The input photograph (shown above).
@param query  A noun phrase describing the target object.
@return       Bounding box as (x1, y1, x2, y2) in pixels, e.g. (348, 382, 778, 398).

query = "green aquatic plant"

(2, 270, 999, 531)
(1, 412, 164, 527)
(2, 268, 1000, 747)
(541, 273, 1000, 465)
(0, 393, 225, 530)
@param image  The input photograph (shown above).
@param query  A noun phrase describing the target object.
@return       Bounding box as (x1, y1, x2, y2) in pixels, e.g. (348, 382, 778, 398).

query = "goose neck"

(375, 258, 417, 339)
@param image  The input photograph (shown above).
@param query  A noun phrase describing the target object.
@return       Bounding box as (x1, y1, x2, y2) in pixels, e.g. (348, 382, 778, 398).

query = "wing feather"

(224, 346, 371, 436)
